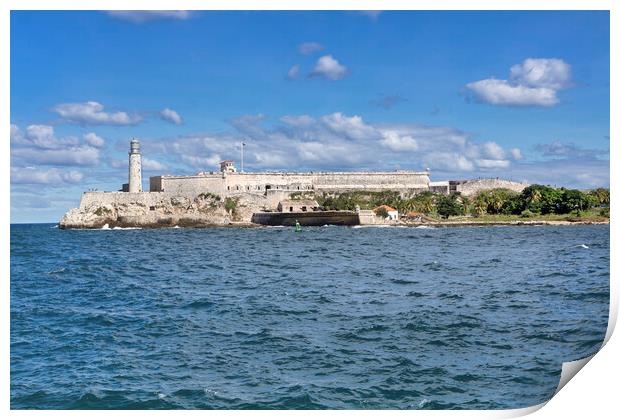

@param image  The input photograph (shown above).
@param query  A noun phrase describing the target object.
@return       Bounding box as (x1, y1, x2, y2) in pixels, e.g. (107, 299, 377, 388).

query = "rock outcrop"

(59, 192, 259, 229)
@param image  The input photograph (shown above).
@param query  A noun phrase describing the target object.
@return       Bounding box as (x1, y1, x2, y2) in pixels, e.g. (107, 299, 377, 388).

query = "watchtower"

(128, 138, 142, 192)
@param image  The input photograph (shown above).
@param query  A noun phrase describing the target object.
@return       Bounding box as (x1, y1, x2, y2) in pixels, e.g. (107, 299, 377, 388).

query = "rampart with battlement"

(149, 171, 431, 197)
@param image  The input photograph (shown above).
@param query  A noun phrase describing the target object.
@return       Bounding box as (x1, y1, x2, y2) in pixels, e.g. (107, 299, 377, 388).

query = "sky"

(10, 10, 610, 223)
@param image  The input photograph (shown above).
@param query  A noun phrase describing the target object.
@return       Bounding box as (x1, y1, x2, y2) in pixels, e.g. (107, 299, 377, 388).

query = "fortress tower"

(128, 138, 142, 193)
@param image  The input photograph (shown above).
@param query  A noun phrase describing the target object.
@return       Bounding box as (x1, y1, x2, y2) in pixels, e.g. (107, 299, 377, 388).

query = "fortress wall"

(157, 175, 227, 196)
(152, 171, 431, 197)
(312, 172, 430, 191)
(455, 179, 529, 197)
(225, 173, 314, 192)
(79, 192, 167, 209)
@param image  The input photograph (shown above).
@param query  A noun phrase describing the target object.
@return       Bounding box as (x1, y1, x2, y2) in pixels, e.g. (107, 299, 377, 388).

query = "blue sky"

(10, 10, 610, 223)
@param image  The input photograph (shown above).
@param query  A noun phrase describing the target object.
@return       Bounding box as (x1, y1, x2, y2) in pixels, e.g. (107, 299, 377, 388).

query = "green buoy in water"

(295, 220, 302, 232)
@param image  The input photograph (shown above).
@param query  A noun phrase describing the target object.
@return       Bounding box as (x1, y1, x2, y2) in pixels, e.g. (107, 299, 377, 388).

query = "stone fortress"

(59, 139, 529, 228)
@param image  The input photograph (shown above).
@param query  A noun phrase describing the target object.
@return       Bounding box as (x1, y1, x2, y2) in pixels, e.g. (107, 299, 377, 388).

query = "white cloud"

(297, 142, 361, 164)
(466, 79, 559, 107)
(311, 55, 348, 80)
(142, 157, 168, 171)
(160, 108, 183, 125)
(280, 115, 315, 126)
(475, 159, 511, 169)
(105, 11, 193, 23)
(181, 154, 222, 168)
(83, 132, 105, 148)
(11, 167, 83, 185)
(321, 112, 376, 140)
(465, 58, 572, 107)
(10, 123, 101, 166)
(424, 152, 475, 172)
(12, 146, 100, 166)
(510, 58, 572, 90)
(510, 148, 523, 160)
(298, 42, 324, 55)
(287, 64, 300, 80)
(482, 141, 506, 160)
(10, 124, 21, 141)
(535, 141, 606, 159)
(147, 112, 524, 175)
(52, 101, 142, 125)
(380, 130, 418, 152)
(254, 151, 289, 167)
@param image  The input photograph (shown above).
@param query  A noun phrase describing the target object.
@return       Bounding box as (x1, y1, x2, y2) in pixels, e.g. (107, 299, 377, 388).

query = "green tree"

(436, 194, 464, 219)
(520, 185, 562, 214)
(558, 189, 588, 214)
(587, 188, 610, 207)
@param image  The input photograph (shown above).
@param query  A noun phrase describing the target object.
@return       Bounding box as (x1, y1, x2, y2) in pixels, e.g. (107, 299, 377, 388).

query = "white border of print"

(2, 1, 617, 419)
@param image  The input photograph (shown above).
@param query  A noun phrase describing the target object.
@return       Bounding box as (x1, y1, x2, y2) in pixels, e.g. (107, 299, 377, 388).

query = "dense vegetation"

(315, 185, 610, 219)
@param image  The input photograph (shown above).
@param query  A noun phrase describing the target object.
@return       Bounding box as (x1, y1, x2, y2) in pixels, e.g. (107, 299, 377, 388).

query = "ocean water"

(10, 223, 609, 409)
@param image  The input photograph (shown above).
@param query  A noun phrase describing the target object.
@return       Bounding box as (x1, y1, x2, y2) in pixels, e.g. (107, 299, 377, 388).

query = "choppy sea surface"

(11, 223, 609, 409)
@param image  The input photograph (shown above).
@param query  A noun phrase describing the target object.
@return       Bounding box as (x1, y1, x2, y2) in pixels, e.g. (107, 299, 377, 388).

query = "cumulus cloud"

(181, 154, 222, 168)
(287, 64, 300, 80)
(380, 130, 418, 152)
(142, 157, 168, 171)
(52, 101, 142, 125)
(481, 141, 506, 160)
(105, 11, 193, 23)
(311, 55, 348, 80)
(160, 108, 183, 124)
(321, 112, 377, 140)
(11, 167, 83, 185)
(465, 58, 572, 107)
(298, 42, 324, 55)
(280, 115, 315, 126)
(535, 141, 607, 159)
(83, 132, 105, 148)
(510, 58, 572, 90)
(11, 123, 101, 166)
(510, 148, 523, 160)
(148, 111, 523, 176)
(475, 159, 511, 169)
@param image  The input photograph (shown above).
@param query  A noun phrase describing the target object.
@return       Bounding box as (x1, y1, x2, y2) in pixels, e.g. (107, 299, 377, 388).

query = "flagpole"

(240, 141, 245, 173)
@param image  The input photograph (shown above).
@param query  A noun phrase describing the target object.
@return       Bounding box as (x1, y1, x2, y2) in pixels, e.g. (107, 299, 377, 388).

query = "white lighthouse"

(128, 138, 142, 193)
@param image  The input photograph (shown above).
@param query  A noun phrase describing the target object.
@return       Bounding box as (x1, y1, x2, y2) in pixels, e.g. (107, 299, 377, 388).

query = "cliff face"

(59, 193, 259, 229)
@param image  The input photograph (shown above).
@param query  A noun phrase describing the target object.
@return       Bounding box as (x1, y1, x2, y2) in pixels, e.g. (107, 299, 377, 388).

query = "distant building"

(277, 199, 320, 213)
(374, 205, 399, 220)
(220, 160, 237, 173)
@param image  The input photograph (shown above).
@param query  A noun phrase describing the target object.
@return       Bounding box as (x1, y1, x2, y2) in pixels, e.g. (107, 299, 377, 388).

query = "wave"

(99, 224, 141, 230)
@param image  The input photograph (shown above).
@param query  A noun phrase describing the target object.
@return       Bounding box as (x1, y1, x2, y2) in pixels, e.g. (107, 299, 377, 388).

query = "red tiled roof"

(374, 205, 397, 212)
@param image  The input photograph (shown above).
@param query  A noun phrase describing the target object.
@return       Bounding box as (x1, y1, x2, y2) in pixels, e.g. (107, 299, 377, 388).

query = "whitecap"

(418, 398, 431, 408)
(100, 223, 110, 230)
(112, 226, 142, 230)
(579, 244, 589, 249)
(50, 224, 59, 229)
